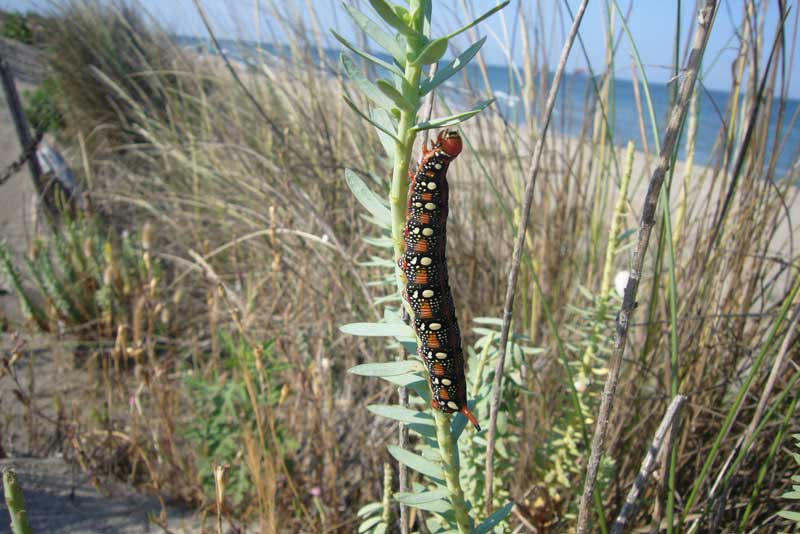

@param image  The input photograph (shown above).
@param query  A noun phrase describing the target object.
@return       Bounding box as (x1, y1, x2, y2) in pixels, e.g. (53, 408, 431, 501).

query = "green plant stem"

(385, 3, 471, 531)
(681, 271, 800, 521)
(432, 410, 471, 533)
(3, 469, 33, 534)
(738, 388, 800, 531)
(382, 462, 394, 526)
(390, 20, 424, 299)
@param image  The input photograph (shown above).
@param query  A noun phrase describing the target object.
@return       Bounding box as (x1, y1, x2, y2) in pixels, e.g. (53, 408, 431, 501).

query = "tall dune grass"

(2, 1, 799, 531)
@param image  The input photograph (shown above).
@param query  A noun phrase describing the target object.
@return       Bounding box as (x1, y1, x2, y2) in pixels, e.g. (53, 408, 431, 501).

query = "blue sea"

(175, 35, 800, 179)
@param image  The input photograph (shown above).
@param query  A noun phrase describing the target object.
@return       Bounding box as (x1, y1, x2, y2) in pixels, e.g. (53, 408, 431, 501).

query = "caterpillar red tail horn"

(461, 405, 481, 432)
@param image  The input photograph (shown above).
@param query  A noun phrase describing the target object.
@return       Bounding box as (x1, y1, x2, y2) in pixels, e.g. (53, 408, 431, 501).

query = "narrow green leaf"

(777, 510, 800, 521)
(343, 95, 402, 143)
(341, 55, 395, 110)
(381, 375, 431, 402)
(411, 37, 449, 65)
(396, 495, 452, 513)
(342, 3, 404, 60)
(400, 339, 417, 355)
(359, 516, 383, 533)
(412, 99, 494, 131)
(340, 322, 415, 338)
(407, 423, 437, 440)
(475, 502, 514, 533)
(395, 489, 449, 504)
(421, 37, 486, 94)
(379, 372, 425, 386)
(373, 524, 387, 534)
(360, 213, 390, 230)
(368, 404, 434, 426)
(357, 502, 383, 517)
(376, 79, 416, 112)
(473, 316, 503, 326)
(332, 30, 404, 76)
(345, 169, 392, 224)
(371, 108, 399, 155)
(362, 235, 394, 248)
(388, 445, 444, 480)
(358, 256, 395, 268)
(369, 0, 418, 37)
(443, 1, 510, 40)
(373, 293, 402, 305)
(349, 360, 422, 377)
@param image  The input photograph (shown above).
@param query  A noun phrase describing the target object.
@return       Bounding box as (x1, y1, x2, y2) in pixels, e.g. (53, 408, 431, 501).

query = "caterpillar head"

(436, 129, 463, 158)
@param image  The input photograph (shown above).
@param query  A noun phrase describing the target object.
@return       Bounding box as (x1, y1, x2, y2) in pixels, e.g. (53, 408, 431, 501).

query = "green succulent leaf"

(376, 79, 416, 112)
(395, 488, 450, 505)
(380, 373, 426, 387)
(388, 445, 445, 480)
(331, 30, 404, 76)
(444, 1, 510, 40)
(367, 0, 418, 37)
(342, 3, 405, 61)
(343, 95, 402, 143)
(475, 502, 514, 533)
(395, 490, 453, 513)
(345, 169, 392, 226)
(358, 516, 382, 533)
(421, 36, 486, 95)
(368, 404, 435, 426)
(370, 108, 399, 155)
(473, 316, 503, 326)
(357, 502, 383, 517)
(362, 235, 394, 248)
(777, 510, 800, 522)
(411, 36, 449, 66)
(373, 524, 388, 534)
(348, 360, 422, 377)
(412, 99, 494, 131)
(358, 256, 395, 268)
(341, 55, 396, 110)
(340, 322, 415, 338)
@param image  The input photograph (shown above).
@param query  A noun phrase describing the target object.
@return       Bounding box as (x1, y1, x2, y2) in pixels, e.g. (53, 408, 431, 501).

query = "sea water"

(176, 35, 800, 180)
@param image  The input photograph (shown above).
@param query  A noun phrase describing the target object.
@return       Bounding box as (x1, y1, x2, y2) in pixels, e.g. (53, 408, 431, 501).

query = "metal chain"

(0, 131, 43, 186)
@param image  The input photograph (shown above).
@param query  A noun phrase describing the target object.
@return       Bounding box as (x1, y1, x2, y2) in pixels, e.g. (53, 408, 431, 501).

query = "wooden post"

(0, 50, 56, 221)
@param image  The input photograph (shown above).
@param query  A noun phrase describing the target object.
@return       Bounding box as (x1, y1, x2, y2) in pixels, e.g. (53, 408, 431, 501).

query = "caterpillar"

(399, 129, 481, 431)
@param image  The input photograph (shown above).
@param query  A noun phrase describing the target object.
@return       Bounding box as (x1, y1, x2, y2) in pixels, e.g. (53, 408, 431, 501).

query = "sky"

(2, 0, 799, 98)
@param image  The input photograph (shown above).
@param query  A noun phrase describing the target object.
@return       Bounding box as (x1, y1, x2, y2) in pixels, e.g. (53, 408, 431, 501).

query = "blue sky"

(3, 0, 799, 97)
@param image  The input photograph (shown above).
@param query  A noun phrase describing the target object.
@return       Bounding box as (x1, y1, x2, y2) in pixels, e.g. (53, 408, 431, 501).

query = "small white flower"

(614, 270, 630, 298)
(574, 379, 588, 394)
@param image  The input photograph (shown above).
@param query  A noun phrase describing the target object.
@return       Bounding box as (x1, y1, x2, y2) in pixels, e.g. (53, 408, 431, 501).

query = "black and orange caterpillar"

(399, 129, 481, 431)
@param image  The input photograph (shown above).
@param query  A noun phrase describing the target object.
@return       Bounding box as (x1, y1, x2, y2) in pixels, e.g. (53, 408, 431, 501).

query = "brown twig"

(575, 3, 718, 531)
(612, 395, 686, 534)
(484, 0, 591, 514)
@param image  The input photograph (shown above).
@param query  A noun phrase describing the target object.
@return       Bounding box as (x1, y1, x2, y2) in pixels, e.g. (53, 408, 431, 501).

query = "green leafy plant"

(335, 1, 511, 532)
(778, 433, 800, 525)
(24, 78, 65, 134)
(0, 12, 33, 44)
(460, 318, 534, 525)
(0, 214, 162, 340)
(184, 334, 296, 514)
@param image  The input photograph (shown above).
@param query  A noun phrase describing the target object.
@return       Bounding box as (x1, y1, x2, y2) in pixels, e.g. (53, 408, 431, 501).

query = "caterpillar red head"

(423, 129, 463, 160)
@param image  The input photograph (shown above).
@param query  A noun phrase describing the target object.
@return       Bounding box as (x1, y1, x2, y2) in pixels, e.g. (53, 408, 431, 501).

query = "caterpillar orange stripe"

(399, 130, 480, 431)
